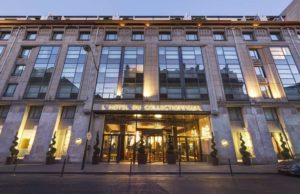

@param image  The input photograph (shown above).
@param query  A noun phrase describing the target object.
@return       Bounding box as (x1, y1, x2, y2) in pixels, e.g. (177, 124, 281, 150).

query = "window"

(159, 47, 208, 100)
(105, 32, 118, 41)
(56, 46, 87, 99)
(0, 32, 11, 40)
(159, 32, 171, 41)
(12, 65, 25, 76)
(0, 105, 10, 119)
(216, 47, 248, 101)
(297, 32, 300, 40)
(243, 32, 255, 41)
(213, 32, 226, 41)
(24, 46, 60, 99)
(52, 32, 64, 40)
(96, 47, 144, 99)
(62, 106, 76, 119)
(263, 108, 278, 121)
(25, 32, 37, 40)
(19, 47, 32, 59)
(132, 32, 144, 41)
(79, 32, 90, 41)
(0, 46, 5, 56)
(3, 84, 17, 97)
(28, 106, 43, 120)
(186, 32, 198, 41)
(249, 49, 260, 60)
(260, 85, 273, 99)
(270, 47, 300, 100)
(270, 32, 282, 41)
(255, 66, 266, 80)
(228, 107, 243, 121)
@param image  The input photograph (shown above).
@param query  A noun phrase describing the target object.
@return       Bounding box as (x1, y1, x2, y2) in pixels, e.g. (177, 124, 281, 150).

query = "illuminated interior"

(100, 113, 212, 163)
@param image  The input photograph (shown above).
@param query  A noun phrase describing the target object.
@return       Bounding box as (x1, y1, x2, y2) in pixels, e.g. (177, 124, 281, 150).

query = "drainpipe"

(0, 26, 22, 73)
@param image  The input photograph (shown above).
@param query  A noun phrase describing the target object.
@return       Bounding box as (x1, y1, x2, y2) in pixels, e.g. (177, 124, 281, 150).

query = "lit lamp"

(221, 139, 229, 147)
(75, 138, 82, 145)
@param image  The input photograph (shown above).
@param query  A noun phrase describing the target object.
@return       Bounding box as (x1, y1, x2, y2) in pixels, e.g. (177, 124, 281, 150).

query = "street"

(0, 174, 299, 194)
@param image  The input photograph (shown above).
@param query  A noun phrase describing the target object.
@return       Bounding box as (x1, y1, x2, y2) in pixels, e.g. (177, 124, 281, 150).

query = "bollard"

(60, 156, 68, 177)
(178, 146, 182, 177)
(129, 158, 133, 176)
(228, 158, 233, 176)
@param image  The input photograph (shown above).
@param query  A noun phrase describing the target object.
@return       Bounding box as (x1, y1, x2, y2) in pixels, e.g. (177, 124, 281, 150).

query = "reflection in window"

(12, 65, 25, 76)
(0, 32, 10, 40)
(0, 46, 5, 57)
(216, 47, 248, 101)
(56, 46, 87, 99)
(3, 84, 17, 97)
(270, 47, 300, 100)
(52, 32, 64, 40)
(19, 47, 32, 59)
(95, 47, 144, 99)
(213, 32, 226, 41)
(132, 32, 144, 41)
(159, 32, 171, 41)
(105, 32, 118, 41)
(159, 47, 208, 100)
(243, 32, 254, 41)
(270, 32, 282, 41)
(186, 32, 198, 41)
(25, 32, 37, 40)
(79, 32, 90, 41)
(249, 49, 260, 60)
(24, 46, 60, 99)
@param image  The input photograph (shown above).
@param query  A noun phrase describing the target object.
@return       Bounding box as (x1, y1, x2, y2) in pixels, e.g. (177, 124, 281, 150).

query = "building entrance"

(99, 114, 212, 163)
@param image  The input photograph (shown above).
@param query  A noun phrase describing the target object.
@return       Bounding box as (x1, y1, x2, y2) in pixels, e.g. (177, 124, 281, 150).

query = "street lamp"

(81, 45, 99, 170)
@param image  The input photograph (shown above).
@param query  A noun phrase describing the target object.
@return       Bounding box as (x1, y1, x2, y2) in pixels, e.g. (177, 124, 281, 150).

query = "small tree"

(279, 133, 292, 160)
(138, 135, 145, 154)
(239, 133, 251, 165)
(166, 134, 175, 154)
(92, 131, 100, 164)
(210, 132, 217, 159)
(6, 131, 19, 164)
(46, 132, 56, 164)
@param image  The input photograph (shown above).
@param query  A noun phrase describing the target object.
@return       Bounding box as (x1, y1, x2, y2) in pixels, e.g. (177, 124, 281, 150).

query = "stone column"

(210, 106, 237, 164)
(242, 106, 277, 164)
(277, 107, 300, 155)
(67, 105, 90, 163)
(0, 105, 26, 162)
(25, 105, 60, 162)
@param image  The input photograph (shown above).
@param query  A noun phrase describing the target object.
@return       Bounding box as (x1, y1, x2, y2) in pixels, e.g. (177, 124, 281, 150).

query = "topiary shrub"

(209, 132, 219, 165)
(137, 135, 147, 164)
(166, 134, 176, 164)
(6, 131, 19, 165)
(92, 131, 101, 164)
(46, 132, 57, 165)
(239, 133, 251, 165)
(279, 133, 292, 160)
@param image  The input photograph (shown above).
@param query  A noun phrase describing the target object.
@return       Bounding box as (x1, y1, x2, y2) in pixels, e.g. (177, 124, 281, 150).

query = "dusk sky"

(0, 0, 293, 16)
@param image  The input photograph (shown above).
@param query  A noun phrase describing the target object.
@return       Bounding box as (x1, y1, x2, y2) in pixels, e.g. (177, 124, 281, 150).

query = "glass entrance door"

(101, 134, 119, 162)
(145, 135, 164, 163)
(177, 137, 201, 162)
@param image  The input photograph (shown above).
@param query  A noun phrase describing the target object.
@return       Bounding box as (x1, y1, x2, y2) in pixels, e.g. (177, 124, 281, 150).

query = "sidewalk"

(0, 162, 278, 175)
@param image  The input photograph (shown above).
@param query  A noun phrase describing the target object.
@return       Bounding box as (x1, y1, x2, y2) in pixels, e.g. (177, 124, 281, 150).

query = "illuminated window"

(56, 46, 87, 99)
(24, 46, 60, 99)
(216, 47, 248, 101)
(270, 47, 300, 100)
(260, 85, 273, 99)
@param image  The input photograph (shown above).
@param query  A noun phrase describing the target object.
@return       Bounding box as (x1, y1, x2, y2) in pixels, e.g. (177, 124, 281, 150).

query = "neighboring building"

(0, 1, 300, 165)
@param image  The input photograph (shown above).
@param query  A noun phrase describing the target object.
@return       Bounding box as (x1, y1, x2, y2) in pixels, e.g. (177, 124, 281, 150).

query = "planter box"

(46, 156, 56, 165)
(166, 153, 176, 164)
(6, 156, 17, 165)
(92, 156, 100, 165)
(137, 153, 147, 164)
(208, 156, 219, 166)
(242, 157, 251, 165)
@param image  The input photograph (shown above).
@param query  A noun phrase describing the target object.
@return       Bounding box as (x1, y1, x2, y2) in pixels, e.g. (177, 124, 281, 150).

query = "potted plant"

(279, 133, 292, 160)
(137, 135, 147, 164)
(209, 132, 219, 165)
(46, 132, 57, 165)
(239, 133, 251, 165)
(92, 131, 101, 164)
(166, 134, 176, 164)
(6, 132, 19, 165)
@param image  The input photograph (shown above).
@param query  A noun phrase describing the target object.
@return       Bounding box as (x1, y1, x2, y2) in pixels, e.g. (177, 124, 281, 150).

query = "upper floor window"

(105, 31, 118, 41)
(25, 31, 37, 40)
(243, 32, 255, 41)
(186, 32, 198, 41)
(260, 85, 273, 99)
(270, 32, 282, 41)
(3, 83, 17, 97)
(159, 31, 171, 41)
(19, 47, 32, 59)
(249, 49, 260, 60)
(263, 108, 278, 121)
(61, 106, 76, 119)
(52, 31, 64, 40)
(12, 65, 25, 76)
(0, 32, 11, 40)
(132, 31, 144, 41)
(0, 46, 5, 56)
(213, 32, 226, 41)
(255, 66, 266, 79)
(79, 31, 90, 41)
(0, 105, 10, 119)
(297, 32, 300, 40)
(28, 106, 43, 120)
(228, 107, 243, 121)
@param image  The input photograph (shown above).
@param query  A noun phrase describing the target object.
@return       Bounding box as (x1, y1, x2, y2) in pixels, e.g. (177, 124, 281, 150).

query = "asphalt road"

(0, 174, 299, 194)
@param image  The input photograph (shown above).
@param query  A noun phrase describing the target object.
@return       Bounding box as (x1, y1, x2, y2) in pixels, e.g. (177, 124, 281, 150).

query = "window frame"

(213, 32, 226, 41)
(105, 31, 118, 41)
(185, 31, 198, 41)
(270, 32, 283, 41)
(0, 31, 11, 41)
(11, 65, 25, 77)
(3, 83, 17, 97)
(132, 31, 144, 41)
(159, 31, 171, 41)
(51, 31, 64, 41)
(25, 31, 37, 40)
(242, 32, 255, 41)
(19, 47, 32, 59)
(78, 31, 91, 41)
